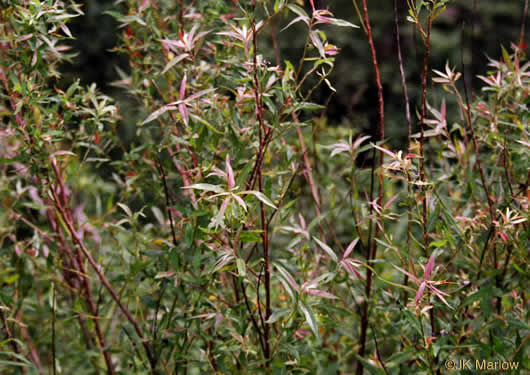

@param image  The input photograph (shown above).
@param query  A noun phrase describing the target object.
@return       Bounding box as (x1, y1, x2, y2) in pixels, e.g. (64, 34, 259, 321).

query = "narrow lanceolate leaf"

(266, 307, 291, 324)
(51, 150, 76, 158)
(371, 143, 396, 159)
(424, 255, 436, 280)
(394, 265, 420, 285)
(429, 285, 451, 308)
(327, 18, 359, 28)
(414, 281, 426, 304)
(341, 259, 362, 279)
(343, 237, 359, 259)
(299, 301, 320, 340)
(225, 155, 235, 190)
(231, 194, 247, 211)
(183, 183, 224, 193)
(313, 237, 338, 262)
(310, 30, 325, 57)
(160, 53, 188, 75)
(281, 15, 310, 32)
(274, 263, 299, 292)
(185, 88, 216, 102)
(236, 258, 246, 277)
(241, 191, 277, 209)
(329, 142, 350, 158)
(212, 251, 235, 273)
(305, 288, 337, 299)
(179, 103, 189, 126)
(117, 203, 133, 217)
(141, 105, 177, 125)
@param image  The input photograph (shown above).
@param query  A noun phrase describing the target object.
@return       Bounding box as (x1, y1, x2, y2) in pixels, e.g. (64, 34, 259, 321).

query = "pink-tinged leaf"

(424, 255, 435, 280)
(225, 155, 235, 190)
(179, 74, 187, 99)
(186, 88, 216, 102)
(42, 244, 49, 258)
(353, 135, 371, 150)
(168, 207, 184, 218)
(415, 281, 426, 304)
(372, 143, 396, 159)
(499, 232, 509, 243)
(218, 197, 230, 217)
(231, 194, 246, 211)
(16, 33, 33, 42)
(329, 142, 350, 158)
(207, 167, 227, 179)
(142, 105, 177, 125)
(305, 289, 337, 299)
(139, 0, 150, 10)
(309, 30, 325, 57)
(341, 259, 362, 279)
(275, 263, 299, 292)
(428, 285, 451, 307)
(394, 265, 420, 285)
(294, 329, 310, 339)
(178, 103, 189, 126)
(428, 284, 449, 296)
(298, 214, 306, 230)
(343, 238, 359, 259)
(314, 15, 334, 24)
(15, 243, 22, 257)
(384, 193, 400, 209)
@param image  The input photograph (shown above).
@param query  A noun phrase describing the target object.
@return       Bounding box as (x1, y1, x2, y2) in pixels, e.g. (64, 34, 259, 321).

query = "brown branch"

(16, 309, 42, 372)
(49, 160, 156, 374)
(417, 9, 439, 356)
(251, 1, 271, 364)
(0, 310, 25, 373)
(156, 157, 178, 247)
(47, 172, 116, 375)
(356, 0, 385, 373)
(394, 0, 413, 315)
(519, 0, 529, 48)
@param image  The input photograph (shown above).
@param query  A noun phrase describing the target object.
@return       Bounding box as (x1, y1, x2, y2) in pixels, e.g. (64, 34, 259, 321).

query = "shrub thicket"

(0, 0, 528, 374)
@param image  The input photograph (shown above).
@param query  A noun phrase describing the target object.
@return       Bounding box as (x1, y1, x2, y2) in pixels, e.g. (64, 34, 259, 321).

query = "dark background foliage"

(61, 0, 527, 148)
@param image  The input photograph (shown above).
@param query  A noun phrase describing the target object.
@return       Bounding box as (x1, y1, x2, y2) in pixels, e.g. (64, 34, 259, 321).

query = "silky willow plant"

(0, 0, 528, 374)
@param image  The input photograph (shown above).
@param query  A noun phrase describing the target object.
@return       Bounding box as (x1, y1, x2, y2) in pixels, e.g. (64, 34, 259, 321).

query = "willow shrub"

(0, 0, 528, 374)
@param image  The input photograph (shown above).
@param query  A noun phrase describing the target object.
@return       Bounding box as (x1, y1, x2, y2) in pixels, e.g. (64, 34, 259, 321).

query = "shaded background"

(60, 0, 528, 148)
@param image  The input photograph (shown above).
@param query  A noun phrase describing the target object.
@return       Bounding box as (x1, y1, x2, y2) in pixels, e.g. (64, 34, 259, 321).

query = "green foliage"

(0, 0, 528, 374)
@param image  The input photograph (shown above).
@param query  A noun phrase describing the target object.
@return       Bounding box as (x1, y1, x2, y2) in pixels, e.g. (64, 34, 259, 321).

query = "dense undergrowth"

(0, 0, 528, 374)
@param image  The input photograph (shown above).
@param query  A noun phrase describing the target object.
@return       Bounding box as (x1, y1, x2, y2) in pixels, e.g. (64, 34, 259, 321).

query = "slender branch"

(0, 310, 25, 372)
(520, 0, 529, 47)
(156, 157, 178, 247)
(356, 0, 385, 373)
(49, 160, 156, 374)
(251, 1, 271, 364)
(394, 0, 413, 313)
(52, 283, 57, 375)
(417, 7, 438, 352)
(419, 15, 433, 258)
